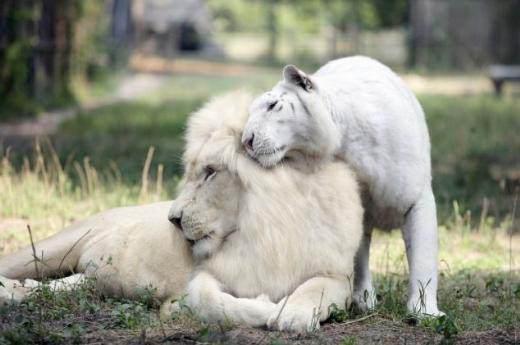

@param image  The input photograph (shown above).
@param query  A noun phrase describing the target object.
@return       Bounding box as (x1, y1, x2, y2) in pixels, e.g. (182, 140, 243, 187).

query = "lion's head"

(241, 65, 341, 168)
(168, 91, 253, 260)
(169, 90, 363, 300)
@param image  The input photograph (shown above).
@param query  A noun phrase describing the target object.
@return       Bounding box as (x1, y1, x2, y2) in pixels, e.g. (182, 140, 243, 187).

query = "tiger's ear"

(283, 65, 314, 91)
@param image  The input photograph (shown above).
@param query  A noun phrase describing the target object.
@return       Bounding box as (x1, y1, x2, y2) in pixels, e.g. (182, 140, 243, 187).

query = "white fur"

(169, 91, 364, 331)
(0, 202, 193, 311)
(242, 56, 443, 316)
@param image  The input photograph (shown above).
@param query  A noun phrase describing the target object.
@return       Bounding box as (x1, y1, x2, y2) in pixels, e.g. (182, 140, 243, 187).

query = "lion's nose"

(243, 133, 255, 151)
(168, 211, 183, 231)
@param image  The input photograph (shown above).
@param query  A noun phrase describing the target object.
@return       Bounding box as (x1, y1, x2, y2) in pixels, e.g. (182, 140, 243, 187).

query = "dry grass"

(0, 141, 168, 255)
(0, 143, 518, 345)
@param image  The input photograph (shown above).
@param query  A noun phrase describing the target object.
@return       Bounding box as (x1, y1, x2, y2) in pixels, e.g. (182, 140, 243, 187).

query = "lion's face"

(242, 65, 328, 168)
(168, 157, 242, 260)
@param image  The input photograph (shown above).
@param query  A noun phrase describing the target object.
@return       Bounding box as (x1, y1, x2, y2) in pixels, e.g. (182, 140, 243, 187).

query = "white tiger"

(241, 56, 443, 317)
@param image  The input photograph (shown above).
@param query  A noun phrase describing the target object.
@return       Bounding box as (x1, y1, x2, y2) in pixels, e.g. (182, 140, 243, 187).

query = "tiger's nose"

(243, 133, 255, 151)
(168, 211, 183, 231)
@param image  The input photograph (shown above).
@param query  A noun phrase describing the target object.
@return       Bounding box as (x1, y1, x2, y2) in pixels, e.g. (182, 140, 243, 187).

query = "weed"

(328, 303, 349, 323)
(62, 323, 85, 345)
(340, 336, 357, 345)
(421, 314, 459, 344)
(110, 300, 152, 329)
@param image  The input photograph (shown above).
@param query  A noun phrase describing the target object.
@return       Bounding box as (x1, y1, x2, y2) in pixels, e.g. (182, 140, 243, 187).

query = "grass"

(0, 227, 517, 343)
(423, 94, 520, 221)
(0, 70, 519, 343)
(0, 127, 518, 345)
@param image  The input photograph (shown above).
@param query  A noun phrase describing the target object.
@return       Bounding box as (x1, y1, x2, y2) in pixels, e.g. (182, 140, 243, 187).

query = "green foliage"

(422, 95, 520, 222)
(210, 0, 409, 33)
(0, 278, 98, 344)
(73, 1, 113, 81)
(340, 336, 357, 345)
(269, 339, 287, 345)
(0, 278, 162, 343)
(0, 33, 38, 119)
(421, 314, 460, 344)
(328, 303, 350, 323)
(367, 0, 408, 28)
(0, 1, 112, 119)
(110, 300, 152, 329)
(57, 98, 199, 183)
(209, 0, 266, 32)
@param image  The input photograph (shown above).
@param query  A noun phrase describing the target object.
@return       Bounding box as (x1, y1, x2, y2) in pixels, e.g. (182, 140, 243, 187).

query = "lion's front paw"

(267, 300, 320, 332)
(0, 276, 32, 305)
(353, 287, 377, 312)
(255, 294, 272, 303)
(159, 299, 182, 320)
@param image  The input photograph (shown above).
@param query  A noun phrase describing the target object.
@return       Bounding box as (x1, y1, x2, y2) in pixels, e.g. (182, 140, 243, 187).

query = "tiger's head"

(241, 65, 340, 168)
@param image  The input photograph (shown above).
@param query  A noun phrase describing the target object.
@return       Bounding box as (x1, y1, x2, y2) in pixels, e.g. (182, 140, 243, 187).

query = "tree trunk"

(266, 0, 278, 62)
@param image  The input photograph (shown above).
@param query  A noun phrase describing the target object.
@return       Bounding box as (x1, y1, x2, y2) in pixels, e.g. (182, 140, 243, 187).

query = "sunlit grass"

(0, 141, 169, 254)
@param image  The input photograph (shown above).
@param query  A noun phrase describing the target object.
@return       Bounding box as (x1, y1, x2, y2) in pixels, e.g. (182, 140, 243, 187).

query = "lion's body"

(0, 202, 193, 304)
(203, 161, 361, 302)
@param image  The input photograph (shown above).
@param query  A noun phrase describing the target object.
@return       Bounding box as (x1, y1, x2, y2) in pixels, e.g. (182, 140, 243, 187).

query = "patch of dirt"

(66, 318, 520, 345)
(1, 295, 517, 345)
(129, 54, 272, 77)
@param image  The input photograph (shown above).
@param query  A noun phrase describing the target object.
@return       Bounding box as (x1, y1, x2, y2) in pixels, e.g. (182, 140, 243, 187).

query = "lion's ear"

(283, 65, 313, 91)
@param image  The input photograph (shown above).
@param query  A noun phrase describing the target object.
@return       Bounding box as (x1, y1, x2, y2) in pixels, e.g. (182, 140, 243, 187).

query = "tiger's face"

(242, 65, 335, 168)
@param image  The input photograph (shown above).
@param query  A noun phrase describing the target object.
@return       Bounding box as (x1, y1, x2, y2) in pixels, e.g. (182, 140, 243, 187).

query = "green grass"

(0, 143, 518, 343)
(0, 229, 517, 344)
(57, 99, 195, 182)
(423, 94, 520, 221)
(1, 71, 519, 343)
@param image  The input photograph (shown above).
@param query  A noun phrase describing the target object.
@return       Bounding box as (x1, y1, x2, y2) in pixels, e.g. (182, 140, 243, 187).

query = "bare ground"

(1, 304, 518, 345)
(135, 320, 518, 345)
(38, 320, 520, 345)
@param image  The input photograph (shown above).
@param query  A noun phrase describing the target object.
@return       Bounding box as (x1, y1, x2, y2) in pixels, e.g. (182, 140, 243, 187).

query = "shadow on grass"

(422, 95, 519, 222)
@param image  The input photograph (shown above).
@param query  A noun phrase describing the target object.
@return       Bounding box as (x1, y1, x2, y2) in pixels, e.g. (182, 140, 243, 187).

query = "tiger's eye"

(204, 166, 216, 181)
(267, 101, 278, 111)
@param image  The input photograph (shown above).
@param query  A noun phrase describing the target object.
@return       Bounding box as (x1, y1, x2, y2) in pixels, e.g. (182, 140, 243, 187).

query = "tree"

(0, 0, 80, 118)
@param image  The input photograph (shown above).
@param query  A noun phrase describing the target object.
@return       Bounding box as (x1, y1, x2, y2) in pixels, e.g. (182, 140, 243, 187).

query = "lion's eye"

(203, 166, 217, 181)
(267, 101, 278, 111)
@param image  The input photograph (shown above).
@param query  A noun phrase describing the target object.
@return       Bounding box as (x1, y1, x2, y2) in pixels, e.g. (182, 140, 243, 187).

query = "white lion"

(167, 90, 363, 332)
(0, 201, 193, 307)
(0, 91, 363, 332)
(241, 56, 443, 316)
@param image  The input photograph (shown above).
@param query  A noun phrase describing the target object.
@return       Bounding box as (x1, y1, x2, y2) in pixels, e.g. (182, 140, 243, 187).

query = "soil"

(69, 317, 519, 345)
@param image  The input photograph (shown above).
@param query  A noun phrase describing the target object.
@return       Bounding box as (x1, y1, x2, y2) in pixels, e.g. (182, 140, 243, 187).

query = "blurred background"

(0, 0, 519, 250)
